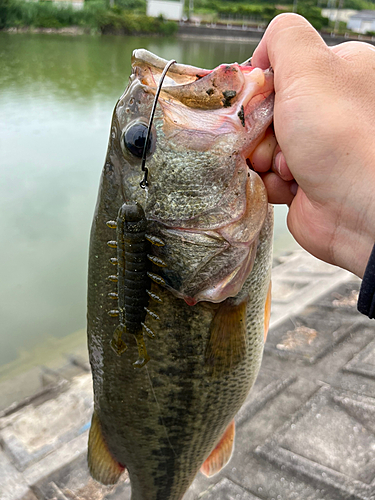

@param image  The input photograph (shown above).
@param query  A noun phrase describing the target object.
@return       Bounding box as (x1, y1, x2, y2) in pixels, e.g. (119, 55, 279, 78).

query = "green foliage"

(296, 2, 329, 30)
(0, 0, 107, 29)
(0, 0, 14, 28)
(342, 0, 375, 9)
(98, 10, 177, 34)
(115, 0, 146, 13)
(193, 0, 278, 22)
(0, 0, 177, 34)
(217, 3, 277, 21)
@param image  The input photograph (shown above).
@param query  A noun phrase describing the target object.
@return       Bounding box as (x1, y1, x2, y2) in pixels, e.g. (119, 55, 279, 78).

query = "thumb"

(252, 14, 331, 89)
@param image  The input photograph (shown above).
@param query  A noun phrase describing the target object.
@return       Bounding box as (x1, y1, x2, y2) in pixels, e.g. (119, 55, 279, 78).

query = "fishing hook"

(140, 58, 176, 189)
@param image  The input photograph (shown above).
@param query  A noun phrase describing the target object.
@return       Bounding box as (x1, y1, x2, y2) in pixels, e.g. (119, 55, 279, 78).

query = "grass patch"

(0, 0, 178, 35)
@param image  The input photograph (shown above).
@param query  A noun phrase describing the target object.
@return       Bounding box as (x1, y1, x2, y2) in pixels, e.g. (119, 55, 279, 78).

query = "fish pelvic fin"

(200, 420, 235, 477)
(205, 297, 247, 377)
(87, 411, 125, 485)
(264, 280, 272, 342)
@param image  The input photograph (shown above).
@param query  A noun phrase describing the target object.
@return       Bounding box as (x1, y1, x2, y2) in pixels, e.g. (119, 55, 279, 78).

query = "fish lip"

(132, 48, 273, 81)
(132, 49, 213, 79)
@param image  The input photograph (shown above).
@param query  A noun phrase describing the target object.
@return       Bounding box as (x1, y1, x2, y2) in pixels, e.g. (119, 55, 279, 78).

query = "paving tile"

(227, 458, 342, 500)
(0, 367, 68, 417)
(256, 386, 375, 499)
(266, 314, 360, 365)
(32, 454, 129, 500)
(23, 433, 89, 487)
(0, 450, 36, 500)
(0, 368, 46, 414)
(272, 251, 340, 277)
(344, 338, 375, 379)
(271, 279, 311, 304)
(199, 477, 261, 499)
(104, 481, 131, 500)
(1, 375, 93, 471)
(315, 281, 361, 313)
(235, 367, 296, 427)
(270, 251, 354, 328)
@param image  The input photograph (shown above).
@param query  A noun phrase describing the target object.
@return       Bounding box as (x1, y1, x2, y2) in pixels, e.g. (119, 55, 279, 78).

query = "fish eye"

(123, 122, 153, 158)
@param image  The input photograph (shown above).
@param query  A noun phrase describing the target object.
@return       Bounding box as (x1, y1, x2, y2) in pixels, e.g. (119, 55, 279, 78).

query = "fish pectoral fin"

(200, 420, 235, 477)
(264, 280, 272, 342)
(205, 297, 247, 377)
(87, 411, 125, 485)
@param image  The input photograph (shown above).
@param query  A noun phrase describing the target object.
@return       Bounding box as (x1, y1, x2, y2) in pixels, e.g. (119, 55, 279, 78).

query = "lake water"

(0, 32, 296, 370)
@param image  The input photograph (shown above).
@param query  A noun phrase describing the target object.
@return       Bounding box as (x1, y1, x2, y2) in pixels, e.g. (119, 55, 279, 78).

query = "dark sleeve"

(358, 244, 375, 319)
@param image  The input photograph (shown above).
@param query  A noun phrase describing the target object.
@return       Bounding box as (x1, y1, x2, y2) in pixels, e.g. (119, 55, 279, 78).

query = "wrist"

(331, 222, 374, 279)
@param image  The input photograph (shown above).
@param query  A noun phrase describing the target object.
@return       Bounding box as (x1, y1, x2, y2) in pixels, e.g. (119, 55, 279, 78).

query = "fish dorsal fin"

(264, 280, 272, 342)
(87, 411, 125, 485)
(205, 297, 248, 377)
(200, 420, 235, 477)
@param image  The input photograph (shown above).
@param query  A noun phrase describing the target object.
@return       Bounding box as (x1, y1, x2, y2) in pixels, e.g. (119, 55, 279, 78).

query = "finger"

(249, 127, 277, 172)
(260, 171, 296, 205)
(252, 14, 330, 87)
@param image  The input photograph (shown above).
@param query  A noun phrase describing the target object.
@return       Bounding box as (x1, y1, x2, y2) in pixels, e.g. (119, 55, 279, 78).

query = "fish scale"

(87, 49, 274, 499)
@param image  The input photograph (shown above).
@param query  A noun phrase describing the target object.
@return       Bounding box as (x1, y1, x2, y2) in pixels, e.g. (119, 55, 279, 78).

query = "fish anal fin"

(264, 280, 272, 342)
(205, 297, 247, 377)
(200, 420, 235, 477)
(87, 411, 125, 485)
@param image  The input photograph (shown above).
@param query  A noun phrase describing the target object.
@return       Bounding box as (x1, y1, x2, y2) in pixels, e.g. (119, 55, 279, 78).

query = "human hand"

(250, 13, 375, 278)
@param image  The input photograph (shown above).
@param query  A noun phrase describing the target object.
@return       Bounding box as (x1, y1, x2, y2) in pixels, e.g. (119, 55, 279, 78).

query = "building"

(27, 0, 84, 8)
(321, 8, 358, 23)
(347, 10, 375, 33)
(147, 0, 184, 21)
(55, 0, 84, 9)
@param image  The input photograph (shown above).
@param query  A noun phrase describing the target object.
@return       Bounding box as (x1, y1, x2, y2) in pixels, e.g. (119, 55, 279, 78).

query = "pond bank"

(177, 22, 375, 45)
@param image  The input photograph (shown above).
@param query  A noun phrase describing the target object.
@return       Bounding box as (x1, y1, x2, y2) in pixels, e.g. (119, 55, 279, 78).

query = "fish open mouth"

(132, 49, 274, 153)
(128, 50, 274, 305)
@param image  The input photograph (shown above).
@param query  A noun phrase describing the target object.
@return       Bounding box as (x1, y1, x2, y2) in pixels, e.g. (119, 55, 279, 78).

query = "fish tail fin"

(200, 420, 235, 477)
(87, 411, 125, 485)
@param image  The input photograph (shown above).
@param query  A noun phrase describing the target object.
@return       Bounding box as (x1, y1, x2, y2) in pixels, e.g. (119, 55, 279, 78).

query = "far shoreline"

(2, 22, 375, 46)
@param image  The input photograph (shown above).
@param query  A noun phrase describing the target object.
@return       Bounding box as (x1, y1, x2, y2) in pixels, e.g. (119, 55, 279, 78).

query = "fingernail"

(290, 182, 298, 196)
(274, 151, 282, 175)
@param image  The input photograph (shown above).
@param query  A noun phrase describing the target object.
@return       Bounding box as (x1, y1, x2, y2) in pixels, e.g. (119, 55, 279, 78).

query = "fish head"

(108, 49, 274, 305)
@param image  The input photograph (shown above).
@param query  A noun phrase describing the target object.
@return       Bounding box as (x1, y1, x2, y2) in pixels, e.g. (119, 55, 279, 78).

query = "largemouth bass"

(87, 50, 274, 500)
